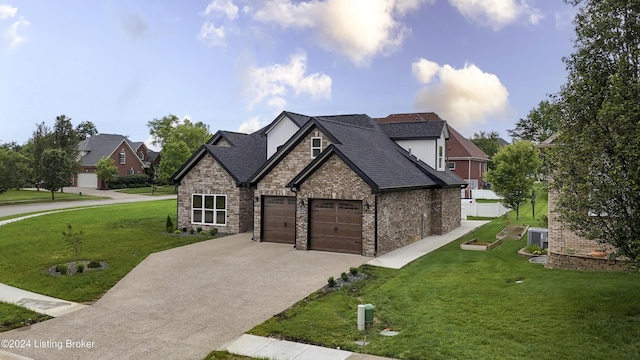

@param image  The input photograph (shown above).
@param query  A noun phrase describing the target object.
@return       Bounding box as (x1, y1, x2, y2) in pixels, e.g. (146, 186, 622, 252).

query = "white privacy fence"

(461, 199, 510, 219)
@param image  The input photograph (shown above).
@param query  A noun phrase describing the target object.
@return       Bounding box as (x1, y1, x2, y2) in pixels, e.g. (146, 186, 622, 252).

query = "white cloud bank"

(1, 4, 29, 50)
(243, 51, 331, 110)
(448, 0, 543, 30)
(251, 0, 432, 67)
(237, 116, 262, 134)
(412, 58, 510, 130)
(198, 0, 240, 46)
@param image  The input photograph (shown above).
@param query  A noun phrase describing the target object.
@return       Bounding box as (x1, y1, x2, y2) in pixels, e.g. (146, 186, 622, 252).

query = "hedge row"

(108, 174, 151, 189)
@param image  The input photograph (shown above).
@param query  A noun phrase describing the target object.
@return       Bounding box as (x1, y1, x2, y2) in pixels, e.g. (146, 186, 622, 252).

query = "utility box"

(364, 304, 374, 324)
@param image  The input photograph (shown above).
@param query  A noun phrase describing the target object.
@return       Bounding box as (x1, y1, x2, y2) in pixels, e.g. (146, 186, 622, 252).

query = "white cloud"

(448, 0, 543, 30)
(252, 0, 427, 67)
(198, 22, 226, 46)
(243, 51, 331, 110)
(412, 58, 510, 130)
(412, 58, 440, 83)
(4, 16, 28, 49)
(237, 116, 262, 134)
(202, 0, 239, 20)
(0, 4, 17, 19)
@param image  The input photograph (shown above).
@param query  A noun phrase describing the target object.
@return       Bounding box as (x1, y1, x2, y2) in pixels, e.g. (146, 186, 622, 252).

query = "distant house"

(75, 134, 156, 188)
(171, 111, 466, 257)
(375, 112, 489, 191)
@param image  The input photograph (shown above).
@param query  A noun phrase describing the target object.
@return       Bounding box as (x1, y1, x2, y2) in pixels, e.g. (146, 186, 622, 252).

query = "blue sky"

(0, 0, 576, 149)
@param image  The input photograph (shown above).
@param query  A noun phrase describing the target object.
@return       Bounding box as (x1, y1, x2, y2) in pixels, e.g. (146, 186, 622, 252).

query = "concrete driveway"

(0, 233, 370, 360)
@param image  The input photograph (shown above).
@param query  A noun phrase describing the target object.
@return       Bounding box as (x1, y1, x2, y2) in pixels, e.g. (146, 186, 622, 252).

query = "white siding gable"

(394, 128, 447, 171)
(266, 115, 300, 158)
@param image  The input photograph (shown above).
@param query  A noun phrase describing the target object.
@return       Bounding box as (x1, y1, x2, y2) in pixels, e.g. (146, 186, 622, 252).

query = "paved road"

(0, 233, 371, 360)
(0, 187, 176, 219)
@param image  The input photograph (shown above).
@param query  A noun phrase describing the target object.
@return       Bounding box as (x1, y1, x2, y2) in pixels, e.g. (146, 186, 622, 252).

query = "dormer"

(377, 119, 449, 171)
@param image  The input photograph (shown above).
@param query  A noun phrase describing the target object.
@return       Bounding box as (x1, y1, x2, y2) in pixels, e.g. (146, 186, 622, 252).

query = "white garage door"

(77, 173, 98, 188)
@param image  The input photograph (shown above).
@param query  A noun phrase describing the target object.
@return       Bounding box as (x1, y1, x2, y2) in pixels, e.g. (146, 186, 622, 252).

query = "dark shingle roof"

(77, 134, 130, 166)
(378, 121, 446, 140)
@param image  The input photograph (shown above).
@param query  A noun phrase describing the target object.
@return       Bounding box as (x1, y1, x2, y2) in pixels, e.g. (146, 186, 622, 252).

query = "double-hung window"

(192, 194, 226, 225)
(119, 150, 126, 164)
(311, 137, 322, 158)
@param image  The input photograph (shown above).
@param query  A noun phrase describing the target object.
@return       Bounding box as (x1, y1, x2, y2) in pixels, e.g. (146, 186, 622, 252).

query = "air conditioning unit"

(527, 227, 548, 249)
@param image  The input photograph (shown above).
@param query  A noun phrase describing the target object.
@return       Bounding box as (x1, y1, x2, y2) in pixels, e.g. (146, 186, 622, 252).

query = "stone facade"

(253, 129, 332, 241)
(296, 154, 376, 256)
(546, 190, 622, 270)
(176, 155, 253, 234)
(430, 187, 461, 235)
(377, 189, 433, 255)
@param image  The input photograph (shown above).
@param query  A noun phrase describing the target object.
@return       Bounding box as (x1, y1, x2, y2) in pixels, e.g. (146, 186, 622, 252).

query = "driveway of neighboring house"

(0, 233, 371, 360)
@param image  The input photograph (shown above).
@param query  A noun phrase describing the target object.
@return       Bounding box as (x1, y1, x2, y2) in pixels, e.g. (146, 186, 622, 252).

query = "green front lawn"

(0, 189, 107, 206)
(115, 186, 177, 196)
(249, 187, 640, 359)
(0, 302, 50, 332)
(0, 200, 210, 303)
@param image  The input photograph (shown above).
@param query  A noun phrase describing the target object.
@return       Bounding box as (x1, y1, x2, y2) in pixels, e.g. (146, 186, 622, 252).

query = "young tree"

(96, 156, 117, 189)
(552, 0, 640, 264)
(40, 148, 75, 200)
(28, 122, 54, 189)
(485, 141, 541, 220)
(508, 99, 562, 143)
(62, 223, 84, 262)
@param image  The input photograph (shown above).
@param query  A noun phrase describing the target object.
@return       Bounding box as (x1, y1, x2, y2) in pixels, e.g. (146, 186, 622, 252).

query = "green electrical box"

(364, 304, 374, 324)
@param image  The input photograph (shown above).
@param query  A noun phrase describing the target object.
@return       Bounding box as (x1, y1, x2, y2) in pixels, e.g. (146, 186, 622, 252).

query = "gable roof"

(253, 114, 466, 192)
(259, 111, 313, 136)
(172, 130, 266, 186)
(376, 112, 444, 123)
(378, 121, 448, 140)
(77, 133, 144, 167)
(446, 126, 489, 161)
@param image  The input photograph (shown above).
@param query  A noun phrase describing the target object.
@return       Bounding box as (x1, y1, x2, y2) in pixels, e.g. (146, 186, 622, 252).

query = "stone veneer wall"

(377, 189, 433, 255)
(431, 187, 461, 235)
(546, 190, 622, 270)
(296, 155, 376, 256)
(177, 155, 248, 234)
(253, 129, 332, 241)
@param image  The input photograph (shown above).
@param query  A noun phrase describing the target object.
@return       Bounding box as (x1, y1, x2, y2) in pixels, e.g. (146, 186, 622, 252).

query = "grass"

(0, 199, 211, 303)
(0, 302, 51, 332)
(203, 351, 268, 360)
(0, 189, 107, 206)
(115, 186, 177, 195)
(248, 187, 640, 359)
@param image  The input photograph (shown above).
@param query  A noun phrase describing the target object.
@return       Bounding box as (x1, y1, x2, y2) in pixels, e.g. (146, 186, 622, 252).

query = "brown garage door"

(262, 196, 296, 244)
(309, 199, 362, 254)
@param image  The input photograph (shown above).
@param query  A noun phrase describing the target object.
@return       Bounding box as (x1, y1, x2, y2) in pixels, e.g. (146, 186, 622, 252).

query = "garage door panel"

(262, 196, 296, 244)
(309, 199, 362, 255)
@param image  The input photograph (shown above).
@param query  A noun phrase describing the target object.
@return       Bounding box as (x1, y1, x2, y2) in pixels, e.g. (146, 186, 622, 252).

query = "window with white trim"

(311, 137, 322, 158)
(119, 150, 126, 164)
(447, 162, 456, 170)
(192, 194, 227, 225)
(127, 168, 135, 175)
(438, 146, 444, 169)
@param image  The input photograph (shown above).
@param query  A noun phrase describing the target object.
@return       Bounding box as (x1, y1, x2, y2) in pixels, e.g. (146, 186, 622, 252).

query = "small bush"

(56, 264, 68, 275)
(88, 261, 101, 269)
(327, 276, 336, 287)
(525, 244, 547, 255)
(197, 227, 203, 233)
(182, 227, 187, 233)
(189, 228, 195, 234)
(209, 228, 218, 236)
(540, 214, 549, 227)
(349, 267, 358, 275)
(341, 272, 348, 281)
(76, 263, 85, 273)
(174, 229, 182, 234)
(199, 230, 207, 235)
(165, 215, 173, 233)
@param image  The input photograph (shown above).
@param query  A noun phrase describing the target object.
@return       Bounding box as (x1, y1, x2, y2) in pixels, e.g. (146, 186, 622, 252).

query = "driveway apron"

(0, 233, 371, 360)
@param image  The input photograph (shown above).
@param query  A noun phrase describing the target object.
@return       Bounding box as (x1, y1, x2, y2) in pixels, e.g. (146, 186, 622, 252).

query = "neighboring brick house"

(537, 135, 626, 271)
(171, 111, 467, 257)
(75, 134, 151, 188)
(376, 112, 489, 191)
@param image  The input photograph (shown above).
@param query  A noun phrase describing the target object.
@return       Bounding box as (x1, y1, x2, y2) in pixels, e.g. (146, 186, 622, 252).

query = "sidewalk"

(0, 283, 88, 317)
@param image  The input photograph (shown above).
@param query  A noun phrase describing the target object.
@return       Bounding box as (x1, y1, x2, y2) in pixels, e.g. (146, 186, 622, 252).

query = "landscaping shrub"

(209, 228, 218, 236)
(197, 227, 203, 233)
(87, 261, 101, 269)
(525, 244, 547, 255)
(327, 276, 336, 287)
(182, 227, 187, 233)
(341, 272, 349, 281)
(173, 229, 181, 234)
(349, 267, 358, 275)
(107, 174, 151, 189)
(56, 264, 68, 275)
(189, 228, 195, 234)
(199, 230, 207, 235)
(165, 215, 173, 233)
(76, 263, 85, 273)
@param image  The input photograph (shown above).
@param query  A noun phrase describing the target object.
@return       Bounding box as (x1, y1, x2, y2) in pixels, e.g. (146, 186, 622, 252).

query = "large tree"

(551, 0, 640, 264)
(27, 122, 54, 189)
(0, 148, 31, 193)
(471, 131, 501, 170)
(485, 141, 541, 220)
(96, 156, 117, 189)
(157, 140, 191, 184)
(509, 99, 562, 143)
(40, 148, 76, 200)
